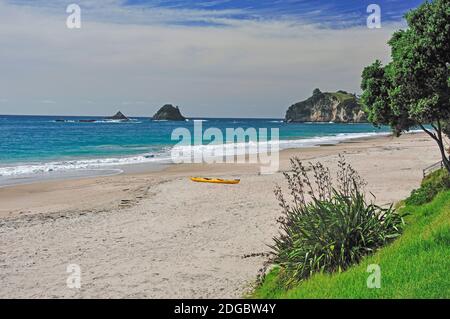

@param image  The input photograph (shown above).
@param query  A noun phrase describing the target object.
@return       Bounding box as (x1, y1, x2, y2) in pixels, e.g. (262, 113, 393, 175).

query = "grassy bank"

(253, 189, 450, 299)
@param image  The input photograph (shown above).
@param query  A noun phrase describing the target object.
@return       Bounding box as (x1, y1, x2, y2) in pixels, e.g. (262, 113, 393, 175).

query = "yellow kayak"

(190, 177, 240, 184)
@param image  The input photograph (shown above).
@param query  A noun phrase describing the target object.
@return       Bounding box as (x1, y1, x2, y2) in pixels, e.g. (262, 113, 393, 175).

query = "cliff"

(153, 104, 186, 121)
(285, 89, 367, 123)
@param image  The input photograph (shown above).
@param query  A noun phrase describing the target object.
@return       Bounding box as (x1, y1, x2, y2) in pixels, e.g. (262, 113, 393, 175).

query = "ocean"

(0, 115, 392, 185)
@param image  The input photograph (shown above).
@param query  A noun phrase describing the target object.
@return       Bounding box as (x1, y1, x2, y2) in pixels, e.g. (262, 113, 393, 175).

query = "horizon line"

(0, 113, 285, 120)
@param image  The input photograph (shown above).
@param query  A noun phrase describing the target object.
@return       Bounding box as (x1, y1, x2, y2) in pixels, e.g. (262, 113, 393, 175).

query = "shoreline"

(0, 130, 395, 188)
(0, 131, 429, 220)
(0, 132, 440, 298)
(0, 168, 124, 189)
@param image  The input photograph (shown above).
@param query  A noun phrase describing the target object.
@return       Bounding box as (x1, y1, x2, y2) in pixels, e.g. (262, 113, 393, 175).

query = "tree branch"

(436, 120, 443, 142)
(419, 124, 438, 141)
(431, 123, 439, 132)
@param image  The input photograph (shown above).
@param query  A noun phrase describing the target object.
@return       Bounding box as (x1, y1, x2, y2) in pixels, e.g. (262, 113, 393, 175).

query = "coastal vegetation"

(406, 168, 450, 206)
(260, 157, 404, 289)
(253, 168, 450, 298)
(361, 0, 450, 172)
(254, 1, 450, 298)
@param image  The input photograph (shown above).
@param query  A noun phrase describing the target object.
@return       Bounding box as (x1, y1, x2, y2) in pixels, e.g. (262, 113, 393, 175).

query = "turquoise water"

(0, 115, 391, 177)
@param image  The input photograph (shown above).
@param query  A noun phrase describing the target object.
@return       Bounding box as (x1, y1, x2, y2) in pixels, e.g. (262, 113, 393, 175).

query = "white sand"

(0, 133, 441, 298)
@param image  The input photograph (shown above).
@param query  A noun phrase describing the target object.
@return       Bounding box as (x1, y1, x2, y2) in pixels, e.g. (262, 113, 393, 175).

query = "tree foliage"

(361, 0, 450, 171)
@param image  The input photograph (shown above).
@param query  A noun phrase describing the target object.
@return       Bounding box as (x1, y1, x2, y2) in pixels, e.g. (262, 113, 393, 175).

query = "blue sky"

(6, 0, 423, 27)
(123, 0, 423, 27)
(0, 0, 424, 117)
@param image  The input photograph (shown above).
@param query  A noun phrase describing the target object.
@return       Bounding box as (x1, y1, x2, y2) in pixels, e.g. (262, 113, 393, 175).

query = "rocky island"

(153, 104, 186, 121)
(285, 89, 367, 123)
(107, 111, 129, 121)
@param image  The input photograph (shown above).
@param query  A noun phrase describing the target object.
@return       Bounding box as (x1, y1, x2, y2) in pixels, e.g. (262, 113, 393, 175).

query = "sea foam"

(0, 131, 392, 177)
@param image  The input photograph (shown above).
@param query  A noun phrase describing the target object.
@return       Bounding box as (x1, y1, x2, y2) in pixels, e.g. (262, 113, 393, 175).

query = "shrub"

(270, 156, 404, 287)
(406, 169, 450, 206)
(406, 186, 435, 206)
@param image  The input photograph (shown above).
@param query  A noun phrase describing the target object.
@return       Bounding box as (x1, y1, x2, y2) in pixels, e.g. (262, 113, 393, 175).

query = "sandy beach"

(0, 132, 440, 298)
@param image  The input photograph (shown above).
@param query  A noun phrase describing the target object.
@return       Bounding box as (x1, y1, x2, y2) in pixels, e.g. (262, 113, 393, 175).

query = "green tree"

(361, 0, 450, 172)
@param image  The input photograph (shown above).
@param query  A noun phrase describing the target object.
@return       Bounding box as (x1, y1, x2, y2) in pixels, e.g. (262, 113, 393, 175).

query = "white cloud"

(0, 0, 401, 117)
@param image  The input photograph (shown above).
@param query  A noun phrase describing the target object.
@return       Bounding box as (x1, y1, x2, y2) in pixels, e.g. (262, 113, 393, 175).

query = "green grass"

(329, 92, 354, 103)
(253, 190, 450, 299)
(406, 169, 450, 206)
